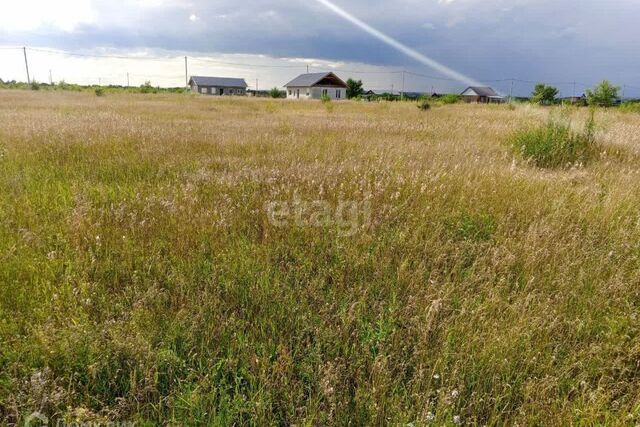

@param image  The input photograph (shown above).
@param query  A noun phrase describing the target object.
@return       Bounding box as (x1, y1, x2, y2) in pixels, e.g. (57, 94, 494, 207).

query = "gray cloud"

(2, 0, 640, 95)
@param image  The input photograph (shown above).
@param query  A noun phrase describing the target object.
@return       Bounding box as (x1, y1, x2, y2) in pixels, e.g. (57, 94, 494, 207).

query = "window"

(336, 89, 341, 99)
(200, 87, 206, 94)
(322, 89, 328, 96)
(306, 89, 310, 96)
(288, 90, 292, 95)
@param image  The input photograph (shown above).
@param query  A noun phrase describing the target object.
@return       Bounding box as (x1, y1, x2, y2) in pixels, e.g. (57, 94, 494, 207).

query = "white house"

(189, 76, 248, 96)
(460, 86, 505, 103)
(284, 72, 347, 100)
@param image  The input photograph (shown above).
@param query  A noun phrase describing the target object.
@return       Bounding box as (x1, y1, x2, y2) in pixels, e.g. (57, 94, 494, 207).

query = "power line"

(322, 68, 404, 75)
(27, 47, 181, 62)
(189, 56, 306, 69)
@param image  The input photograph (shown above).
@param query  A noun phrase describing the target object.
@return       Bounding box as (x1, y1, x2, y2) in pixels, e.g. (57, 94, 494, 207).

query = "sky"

(1, 0, 639, 96)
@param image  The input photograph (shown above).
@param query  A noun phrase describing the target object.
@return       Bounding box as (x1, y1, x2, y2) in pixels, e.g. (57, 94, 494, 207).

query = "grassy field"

(1, 90, 640, 425)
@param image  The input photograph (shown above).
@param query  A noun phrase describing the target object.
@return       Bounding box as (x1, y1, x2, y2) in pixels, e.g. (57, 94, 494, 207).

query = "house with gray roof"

(189, 76, 248, 96)
(284, 72, 347, 100)
(461, 86, 504, 103)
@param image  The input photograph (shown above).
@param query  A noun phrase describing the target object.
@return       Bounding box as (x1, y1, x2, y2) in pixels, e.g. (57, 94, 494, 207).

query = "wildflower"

(451, 389, 459, 399)
(425, 412, 435, 421)
(453, 415, 461, 425)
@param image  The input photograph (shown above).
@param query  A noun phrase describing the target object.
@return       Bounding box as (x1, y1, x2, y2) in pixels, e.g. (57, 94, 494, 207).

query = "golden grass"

(1, 90, 640, 425)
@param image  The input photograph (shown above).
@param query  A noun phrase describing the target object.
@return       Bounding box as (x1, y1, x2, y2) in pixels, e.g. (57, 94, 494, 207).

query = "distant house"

(284, 72, 347, 100)
(364, 90, 400, 96)
(560, 96, 587, 106)
(403, 92, 426, 100)
(189, 76, 248, 96)
(461, 86, 505, 103)
(363, 90, 401, 101)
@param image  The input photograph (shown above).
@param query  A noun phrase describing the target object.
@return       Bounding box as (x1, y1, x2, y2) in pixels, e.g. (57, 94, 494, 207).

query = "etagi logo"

(265, 198, 371, 236)
(24, 412, 48, 426)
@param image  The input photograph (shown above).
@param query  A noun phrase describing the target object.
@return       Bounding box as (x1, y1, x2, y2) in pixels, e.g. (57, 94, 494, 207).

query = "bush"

(417, 99, 431, 111)
(30, 81, 40, 91)
(320, 93, 331, 104)
(269, 87, 283, 98)
(94, 87, 105, 97)
(439, 94, 462, 105)
(140, 81, 157, 94)
(511, 110, 598, 168)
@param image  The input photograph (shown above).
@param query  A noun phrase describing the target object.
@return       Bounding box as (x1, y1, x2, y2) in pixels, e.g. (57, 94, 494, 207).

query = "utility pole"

(49, 69, 53, 85)
(184, 56, 188, 89)
(127, 72, 130, 87)
(509, 78, 514, 102)
(401, 71, 405, 100)
(23, 47, 30, 84)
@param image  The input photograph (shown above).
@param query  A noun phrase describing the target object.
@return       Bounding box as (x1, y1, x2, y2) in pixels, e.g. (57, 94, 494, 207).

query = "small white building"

(284, 72, 347, 100)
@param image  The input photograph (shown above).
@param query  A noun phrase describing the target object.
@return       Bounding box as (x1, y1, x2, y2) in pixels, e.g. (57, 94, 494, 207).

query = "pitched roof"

(462, 86, 501, 97)
(365, 90, 400, 96)
(284, 72, 346, 88)
(190, 76, 248, 88)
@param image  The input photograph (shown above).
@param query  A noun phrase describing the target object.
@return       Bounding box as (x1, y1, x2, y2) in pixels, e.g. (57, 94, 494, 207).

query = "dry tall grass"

(2, 90, 640, 425)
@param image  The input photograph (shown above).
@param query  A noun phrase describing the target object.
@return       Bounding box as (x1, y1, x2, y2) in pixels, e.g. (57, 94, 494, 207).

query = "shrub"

(30, 81, 40, 91)
(320, 93, 331, 104)
(269, 87, 283, 98)
(439, 94, 462, 105)
(94, 87, 105, 97)
(140, 81, 157, 94)
(511, 110, 598, 168)
(417, 99, 431, 111)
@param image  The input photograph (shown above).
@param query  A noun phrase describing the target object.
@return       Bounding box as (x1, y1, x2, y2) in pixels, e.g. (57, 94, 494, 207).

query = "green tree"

(346, 78, 364, 99)
(269, 87, 282, 98)
(531, 84, 559, 105)
(586, 80, 620, 107)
